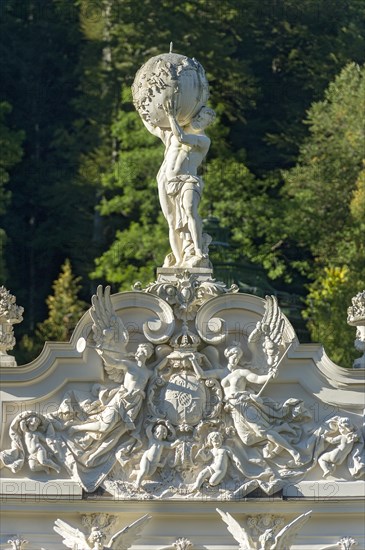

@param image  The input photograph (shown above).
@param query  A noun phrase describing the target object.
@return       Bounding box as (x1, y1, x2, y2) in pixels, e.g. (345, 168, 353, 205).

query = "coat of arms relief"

(1, 273, 364, 500)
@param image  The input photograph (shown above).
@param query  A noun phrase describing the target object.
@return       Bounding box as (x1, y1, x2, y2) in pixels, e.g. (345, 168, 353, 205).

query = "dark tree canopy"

(1, 0, 364, 365)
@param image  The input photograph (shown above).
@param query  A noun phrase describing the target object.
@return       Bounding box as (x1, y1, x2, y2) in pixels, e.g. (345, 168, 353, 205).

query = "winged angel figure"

(191, 296, 304, 464)
(71, 286, 155, 437)
(217, 509, 311, 550)
(54, 514, 151, 550)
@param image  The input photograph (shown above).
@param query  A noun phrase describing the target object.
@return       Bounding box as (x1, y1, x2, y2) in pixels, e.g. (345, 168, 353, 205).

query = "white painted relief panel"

(1, 277, 364, 548)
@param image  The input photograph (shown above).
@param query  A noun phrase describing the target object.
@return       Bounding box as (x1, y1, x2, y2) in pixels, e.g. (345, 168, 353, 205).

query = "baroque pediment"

(1, 273, 364, 501)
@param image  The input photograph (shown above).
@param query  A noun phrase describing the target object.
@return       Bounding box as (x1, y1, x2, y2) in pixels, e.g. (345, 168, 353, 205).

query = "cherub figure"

(19, 414, 60, 474)
(0, 411, 61, 475)
(54, 515, 151, 550)
(192, 431, 243, 491)
(70, 342, 154, 437)
(135, 423, 180, 488)
(217, 509, 312, 550)
(70, 287, 155, 438)
(318, 417, 359, 478)
(87, 527, 104, 550)
(190, 344, 300, 461)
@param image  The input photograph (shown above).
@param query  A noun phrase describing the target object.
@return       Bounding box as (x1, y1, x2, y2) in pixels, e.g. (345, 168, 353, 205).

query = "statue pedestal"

(0, 353, 17, 367)
(156, 267, 214, 283)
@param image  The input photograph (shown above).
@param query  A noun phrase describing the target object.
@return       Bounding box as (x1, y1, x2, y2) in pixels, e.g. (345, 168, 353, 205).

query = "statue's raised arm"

(90, 285, 155, 385)
(141, 117, 167, 143)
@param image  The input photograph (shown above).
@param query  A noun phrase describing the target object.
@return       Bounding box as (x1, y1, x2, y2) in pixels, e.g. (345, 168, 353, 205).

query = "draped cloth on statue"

(56, 387, 144, 491)
(226, 392, 310, 448)
(166, 174, 203, 232)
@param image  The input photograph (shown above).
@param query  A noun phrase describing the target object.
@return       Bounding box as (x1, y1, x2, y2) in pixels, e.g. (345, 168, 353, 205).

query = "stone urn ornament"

(0, 286, 23, 367)
(347, 290, 365, 369)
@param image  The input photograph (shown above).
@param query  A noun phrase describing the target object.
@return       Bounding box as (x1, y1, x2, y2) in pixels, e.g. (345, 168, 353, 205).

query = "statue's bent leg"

(209, 468, 226, 486)
(135, 455, 151, 487)
(158, 181, 183, 264)
(266, 430, 301, 463)
(38, 450, 60, 473)
(318, 453, 334, 477)
(69, 418, 112, 434)
(192, 466, 211, 490)
(182, 189, 203, 257)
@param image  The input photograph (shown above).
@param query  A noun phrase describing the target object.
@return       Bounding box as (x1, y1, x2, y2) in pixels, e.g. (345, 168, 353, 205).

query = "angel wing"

(54, 519, 90, 549)
(248, 295, 285, 372)
(91, 285, 132, 382)
(217, 508, 254, 550)
(91, 285, 129, 354)
(272, 510, 312, 550)
(105, 514, 151, 549)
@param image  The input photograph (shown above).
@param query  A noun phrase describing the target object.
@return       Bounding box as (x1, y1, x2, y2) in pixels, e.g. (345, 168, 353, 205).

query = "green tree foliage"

(0, 102, 24, 281)
(2, 0, 365, 366)
(37, 259, 87, 342)
(237, 0, 365, 170)
(89, 0, 365, 293)
(201, 158, 289, 280)
(19, 259, 87, 362)
(0, 0, 95, 330)
(282, 63, 365, 365)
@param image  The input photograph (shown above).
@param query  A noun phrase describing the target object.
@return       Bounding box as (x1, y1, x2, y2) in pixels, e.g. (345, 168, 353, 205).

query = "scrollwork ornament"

(144, 270, 238, 322)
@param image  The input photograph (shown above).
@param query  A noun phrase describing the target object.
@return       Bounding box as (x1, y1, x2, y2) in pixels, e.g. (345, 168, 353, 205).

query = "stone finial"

(347, 290, 365, 369)
(347, 290, 365, 325)
(0, 286, 24, 367)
